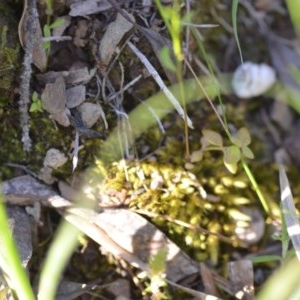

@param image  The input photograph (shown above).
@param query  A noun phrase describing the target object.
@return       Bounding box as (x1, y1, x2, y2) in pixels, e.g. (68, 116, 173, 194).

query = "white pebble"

(232, 62, 276, 98)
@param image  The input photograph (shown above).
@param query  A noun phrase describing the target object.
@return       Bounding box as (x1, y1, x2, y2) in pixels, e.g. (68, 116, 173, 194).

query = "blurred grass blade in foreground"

(0, 191, 35, 300)
(279, 165, 300, 261)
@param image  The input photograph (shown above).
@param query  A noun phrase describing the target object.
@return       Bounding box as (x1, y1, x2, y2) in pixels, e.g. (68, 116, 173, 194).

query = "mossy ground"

(1, 1, 300, 298)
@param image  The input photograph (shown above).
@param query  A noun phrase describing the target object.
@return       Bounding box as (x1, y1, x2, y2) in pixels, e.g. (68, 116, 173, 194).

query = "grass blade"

(0, 191, 35, 300)
(279, 165, 300, 262)
(232, 0, 243, 63)
(38, 220, 80, 300)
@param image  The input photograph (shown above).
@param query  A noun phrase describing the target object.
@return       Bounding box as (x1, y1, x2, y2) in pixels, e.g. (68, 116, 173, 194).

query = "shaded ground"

(1, 0, 300, 299)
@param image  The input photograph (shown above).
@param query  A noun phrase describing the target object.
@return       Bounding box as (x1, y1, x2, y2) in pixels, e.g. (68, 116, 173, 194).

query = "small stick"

(18, 0, 39, 152)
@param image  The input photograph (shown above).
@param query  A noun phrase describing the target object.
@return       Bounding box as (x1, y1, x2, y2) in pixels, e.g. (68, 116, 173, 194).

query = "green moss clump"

(86, 100, 285, 265)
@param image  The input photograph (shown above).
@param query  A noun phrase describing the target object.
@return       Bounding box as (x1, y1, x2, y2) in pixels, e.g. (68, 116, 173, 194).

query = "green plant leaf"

(231, 127, 251, 147)
(45, 0, 53, 16)
(190, 150, 203, 163)
(38, 221, 80, 300)
(237, 127, 251, 145)
(223, 145, 241, 164)
(30, 92, 43, 112)
(30, 102, 40, 112)
(242, 145, 254, 159)
(159, 46, 176, 73)
(0, 191, 35, 300)
(202, 129, 223, 146)
(224, 161, 238, 174)
(200, 136, 210, 149)
(252, 255, 282, 264)
(43, 25, 51, 51)
(49, 18, 65, 29)
(43, 24, 51, 38)
(232, 0, 243, 63)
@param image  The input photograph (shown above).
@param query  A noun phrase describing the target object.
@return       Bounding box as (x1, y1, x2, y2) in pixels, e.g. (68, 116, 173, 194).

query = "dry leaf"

(99, 11, 135, 66)
(69, 0, 112, 17)
(93, 209, 199, 283)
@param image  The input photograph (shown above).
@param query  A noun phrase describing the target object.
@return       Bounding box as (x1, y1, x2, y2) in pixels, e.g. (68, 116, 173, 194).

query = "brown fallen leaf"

(69, 0, 112, 17)
(90, 208, 200, 283)
(199, 263, 220, 297)
(98, 11, 135, 66)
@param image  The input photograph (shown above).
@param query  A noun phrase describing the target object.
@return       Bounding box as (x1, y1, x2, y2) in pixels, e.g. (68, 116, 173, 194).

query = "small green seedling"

(191, 127, 254, 174)
(43, 18, 65, 57)
(30, 91, 43, 113)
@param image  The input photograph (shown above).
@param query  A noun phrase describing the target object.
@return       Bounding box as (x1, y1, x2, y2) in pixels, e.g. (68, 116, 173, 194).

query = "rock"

(37, 67, 96, 86)
(51, 107, 71, 127)
(41, 75, 66, 114)
(77, 102, 102, 128)
(232, 62, 276, 98)
(38, 166, 56, 185)
(66, 85, 86, 108)
(6, 206, 32, 267)
(43, 148, 68, 169)
(233, 206, 265, 246)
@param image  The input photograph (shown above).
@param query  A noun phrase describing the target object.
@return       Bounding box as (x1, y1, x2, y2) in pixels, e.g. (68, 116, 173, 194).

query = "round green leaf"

(190, 150, 203, 162)
(223, 145, 241, 164)
(231, 127, 251, 147)
(242, 145, 254, 159)
(202, 129, 223, 146)
(200, 136, 210, 149)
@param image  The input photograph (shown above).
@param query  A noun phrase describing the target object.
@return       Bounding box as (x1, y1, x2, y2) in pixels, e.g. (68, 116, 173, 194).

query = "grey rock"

(66, 85, 86, 108)
(77, 102, 102, 128)
(41, 76, 66, 114)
